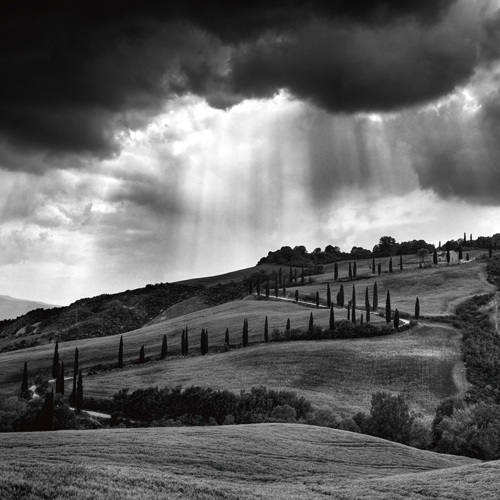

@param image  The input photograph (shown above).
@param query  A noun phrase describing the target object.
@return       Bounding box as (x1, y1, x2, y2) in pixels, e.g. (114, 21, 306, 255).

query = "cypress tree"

(329, 306, 335, 331)
(372, 257, 375, 273)
(336, 291, 340, 307)
(415, 297, 420, 320)
(394, 309, 400, 329)
(139, 345, 145, 363)
(399, 254, 403, 271)
(464, 232, 466, 244)
(446, 249, 450, 264)
(70, 348, 79, 406)
(295, 269, 298, 282)
(360, 313, 364, 325)
(161, 334, 168, 359)
(41, 390, 54, 431)
(52, 341, 60, 379)
(279, 268, 282, 286)
(433, 248, 438, 265)
(21, 362, 28, 395)
(352, 284, 356, 311)
(347, 302, 351, 321)
(282, 282, 286, 297)
(334, 262, 338, 281)
(365, 287, 370, 322)
(373, 282, 378, 311)
(118, 336, 124, 368)
(56, 362, 65, 395)
(264, 316, 269, 343)
(56, 363, 61, 394)
(185, 326, 189, 355)
(466, 253, 469, 261)
(201, 329, 208, 355)
(181, 329, 186, 356)
(315, 291, 319, 308)
(256, 274, 261, 296)
(275, 280, 279, 298)
(351, 300, 356, 324)
(348, 262, 352, 280)
(439, 240, 441, 249)
(295, 289, 299, 302)
(76, 370, 83, 412)
(340, 284, 345, 308)
(458, 246, 463, 260)
(353, 262, 357, 278)
(327, 283, 331, 308)
(308, 312, 314, 332)
(385, 291, 391, 323)
(378, 262, 381, 276)
(289, 266, 293, 285)
(242, 319, 249, 347)
(389, 257, 393, 273)
(225, 328, 230, 347)
(265, 280, 270, 297)
(205, 329, 209, 353)
(286, 318, 290, 332)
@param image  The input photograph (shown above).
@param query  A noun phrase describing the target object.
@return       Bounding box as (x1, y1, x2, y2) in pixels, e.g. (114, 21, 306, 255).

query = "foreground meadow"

(0, 424, 482, 500)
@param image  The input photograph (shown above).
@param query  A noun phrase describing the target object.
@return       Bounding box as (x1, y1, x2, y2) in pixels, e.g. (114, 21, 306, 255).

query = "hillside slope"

(0, 295, 59, 321)
(0, 424, 481, 500)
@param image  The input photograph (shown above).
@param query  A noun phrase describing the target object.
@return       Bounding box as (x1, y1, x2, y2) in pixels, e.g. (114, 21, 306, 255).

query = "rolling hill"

(0, 295, 59, 321)
(0, 424, 485, 500)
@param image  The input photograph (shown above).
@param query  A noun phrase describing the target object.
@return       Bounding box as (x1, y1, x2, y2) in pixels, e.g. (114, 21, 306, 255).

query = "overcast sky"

(1, 0, 500, 306)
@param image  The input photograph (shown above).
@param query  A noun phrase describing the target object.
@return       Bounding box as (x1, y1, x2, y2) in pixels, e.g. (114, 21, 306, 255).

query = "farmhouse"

(438, 250, 459, 263)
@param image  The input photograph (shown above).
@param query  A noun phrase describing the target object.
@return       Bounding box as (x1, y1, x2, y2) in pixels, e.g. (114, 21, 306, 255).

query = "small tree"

(315, 291, 319, 308)
(327, 283, 331, 308)
(394, 309, 400, 329)
(76, 370, 83, 412)
(308, 312, 314, 332)
(385, 290, 391, 323)
(57, 362, 65, 395)
(365, 287, 370, 323)
(329, 306, 335, 331)
(415, 297, 420, 320)
(21, 361, 28, 395)
(373, 282, 378, 311)
(41, 390, 54, 431)
(225, 328, 230, 347)
(139, 345, 145, 363)
(264, 316, 269, 343)
(295, 289, 299, 302)
(458, 246, 463, 260)
(161, 335, 168, 359)
(118, 336, 124, 368)
(242, 319, 249, 347)
(52, 341, 60, 379)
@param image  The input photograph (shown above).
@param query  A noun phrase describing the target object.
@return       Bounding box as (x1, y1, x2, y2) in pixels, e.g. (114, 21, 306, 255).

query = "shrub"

(306, 409, 341, 428)
(339, 417, 361, 433)
(270, 404, 297, 423)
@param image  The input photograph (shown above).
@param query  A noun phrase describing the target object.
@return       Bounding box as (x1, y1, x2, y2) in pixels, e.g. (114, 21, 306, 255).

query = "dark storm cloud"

(0, 0, 489, 168)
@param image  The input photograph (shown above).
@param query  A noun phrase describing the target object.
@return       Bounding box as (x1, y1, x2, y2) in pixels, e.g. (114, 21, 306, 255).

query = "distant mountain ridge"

(0, 295, 60, 321)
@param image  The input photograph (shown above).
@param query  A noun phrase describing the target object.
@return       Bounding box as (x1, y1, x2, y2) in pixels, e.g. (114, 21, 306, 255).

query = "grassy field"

(79, 322, 465, 417)
(0, 297, 384, 392)
(292, 259, 496, 317)
(0, 424, 482, 500)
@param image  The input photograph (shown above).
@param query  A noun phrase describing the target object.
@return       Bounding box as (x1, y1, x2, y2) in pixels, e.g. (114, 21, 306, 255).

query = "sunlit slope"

(83, 323, 465, 416)
(295, 260, 495, 317)
(0, 424, 479, 500)
(0, 298, 362, 390)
